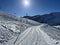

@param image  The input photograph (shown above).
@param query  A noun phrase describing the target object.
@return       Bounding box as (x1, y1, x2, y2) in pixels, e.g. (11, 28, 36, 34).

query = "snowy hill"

(0, 12, 40, 45)
(23, 12, 60, 25)
(0, 11, 60, 45)
(0, 12, 18, 21)
(14, 24, 60, 45)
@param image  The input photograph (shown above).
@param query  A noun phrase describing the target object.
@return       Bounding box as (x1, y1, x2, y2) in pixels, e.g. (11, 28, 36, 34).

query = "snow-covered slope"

(19, 18, 40, 26)
(0, 12, 18, 21)
(0, 12, 40, 45)
(1, 11, 60, 45)
(14, 24, 60, 45)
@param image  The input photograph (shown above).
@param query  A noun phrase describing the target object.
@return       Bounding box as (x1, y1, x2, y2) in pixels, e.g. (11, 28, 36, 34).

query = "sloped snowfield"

(0, 21, 27, 45)
(0, 12, 40, 45)
(0, 12, 60, 45)
(14, 24, 60, 45)
(0, 18, 40, 45)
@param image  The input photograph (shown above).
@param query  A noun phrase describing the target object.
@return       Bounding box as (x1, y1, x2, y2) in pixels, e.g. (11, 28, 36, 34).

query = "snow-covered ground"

(1, 21, 60, 45)
(14, 24, 60, 45)
(0, 12, 60, 45)
(0, 20, 40, 45)
(0, 12, 40, 45)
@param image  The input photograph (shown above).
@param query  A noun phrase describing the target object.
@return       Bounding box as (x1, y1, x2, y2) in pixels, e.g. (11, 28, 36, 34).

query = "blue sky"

(0, 0, 60, 17)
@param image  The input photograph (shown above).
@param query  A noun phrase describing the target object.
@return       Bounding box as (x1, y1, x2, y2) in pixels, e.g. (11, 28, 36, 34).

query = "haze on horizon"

(0, 0, 60, 17)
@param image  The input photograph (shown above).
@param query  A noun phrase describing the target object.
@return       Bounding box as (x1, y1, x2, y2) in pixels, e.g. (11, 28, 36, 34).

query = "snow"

(0, 12, 41, 45)
(0, 20, 40, 45)
(54, 25, 60, 30)
(0, 12, 60, 45)
(14, 24, 60, 45)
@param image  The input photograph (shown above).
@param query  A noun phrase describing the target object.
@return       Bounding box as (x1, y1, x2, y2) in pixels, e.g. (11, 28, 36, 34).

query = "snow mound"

(14, 24, 60, 45)
(54, 25, 60, 30)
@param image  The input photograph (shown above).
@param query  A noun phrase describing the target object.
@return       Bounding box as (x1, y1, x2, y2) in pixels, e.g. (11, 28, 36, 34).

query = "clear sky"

(0, 0, 60, 17)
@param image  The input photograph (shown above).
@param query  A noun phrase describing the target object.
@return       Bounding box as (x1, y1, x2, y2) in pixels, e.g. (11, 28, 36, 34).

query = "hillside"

(23, 12, 60, 25)
(0, 12, 60, 45)
(0, 12, 40, 45)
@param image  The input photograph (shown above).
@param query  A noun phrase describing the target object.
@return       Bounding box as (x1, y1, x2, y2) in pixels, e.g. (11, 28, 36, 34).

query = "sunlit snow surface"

(0, 12, 40, 45)
(0, 12, 60, 45)
(14, 24, 60, 45)
(0, 19, 40, 45)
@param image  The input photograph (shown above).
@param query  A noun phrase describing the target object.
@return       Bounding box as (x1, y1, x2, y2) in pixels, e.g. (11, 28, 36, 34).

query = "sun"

(25, 0, 29, 5)
(24, 0, 30, 6)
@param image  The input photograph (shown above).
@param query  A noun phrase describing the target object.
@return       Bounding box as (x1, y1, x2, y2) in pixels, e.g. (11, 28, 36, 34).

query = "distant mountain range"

(23, 12, 60, 25)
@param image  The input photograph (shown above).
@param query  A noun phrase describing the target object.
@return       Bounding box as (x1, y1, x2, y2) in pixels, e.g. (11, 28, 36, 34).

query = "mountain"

(23, 12, 60, 25)
(0, 12, 40, 45)
(14, 24, 60, 45)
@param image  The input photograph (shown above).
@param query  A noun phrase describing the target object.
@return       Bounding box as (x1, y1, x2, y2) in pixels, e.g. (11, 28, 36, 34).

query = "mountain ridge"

(23, 12, 60, 25)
